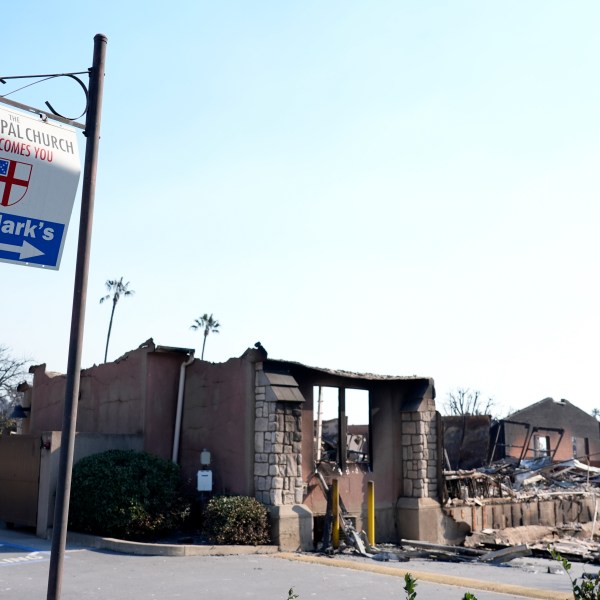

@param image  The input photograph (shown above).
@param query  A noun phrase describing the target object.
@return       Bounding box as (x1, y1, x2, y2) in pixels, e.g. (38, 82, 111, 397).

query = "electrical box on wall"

(197, 470, 212, 492)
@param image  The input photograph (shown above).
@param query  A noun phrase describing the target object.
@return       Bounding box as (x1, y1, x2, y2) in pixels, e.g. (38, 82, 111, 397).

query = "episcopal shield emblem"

(0, 157, 33, 206)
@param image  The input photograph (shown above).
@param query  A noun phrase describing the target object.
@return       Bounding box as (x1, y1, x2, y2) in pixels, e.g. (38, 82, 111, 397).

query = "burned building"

(441, 399, 600, 547)
(491, 398, 600, 467)
(0, 340, 449, 549)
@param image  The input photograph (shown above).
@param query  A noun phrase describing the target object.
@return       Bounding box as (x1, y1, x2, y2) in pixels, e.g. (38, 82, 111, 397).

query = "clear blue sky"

(2, 1, 599, 417)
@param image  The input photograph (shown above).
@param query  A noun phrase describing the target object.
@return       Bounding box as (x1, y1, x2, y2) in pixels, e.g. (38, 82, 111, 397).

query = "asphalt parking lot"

(0, 526, 595, 599)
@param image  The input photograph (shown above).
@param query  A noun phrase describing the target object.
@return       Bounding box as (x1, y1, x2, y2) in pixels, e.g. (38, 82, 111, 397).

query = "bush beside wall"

(69, 449, 190, 540)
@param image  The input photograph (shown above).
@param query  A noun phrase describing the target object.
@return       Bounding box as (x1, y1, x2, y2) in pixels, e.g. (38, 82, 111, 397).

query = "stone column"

(397, 403, 443, 542)
(400, 408, 438, 499)
(253, 363, 312, 549)
(254, 365, 303, 506)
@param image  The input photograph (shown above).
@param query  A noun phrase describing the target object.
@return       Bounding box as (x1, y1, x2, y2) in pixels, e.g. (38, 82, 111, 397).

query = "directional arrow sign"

(0, 240, 44, 260)
(0, 105, 80, 269)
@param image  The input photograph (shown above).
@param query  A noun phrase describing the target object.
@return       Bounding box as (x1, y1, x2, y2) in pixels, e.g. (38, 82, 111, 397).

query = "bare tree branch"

(443, 387, 495, 416)
(0, 345, 30, 434)
(0, 345, 29, 400)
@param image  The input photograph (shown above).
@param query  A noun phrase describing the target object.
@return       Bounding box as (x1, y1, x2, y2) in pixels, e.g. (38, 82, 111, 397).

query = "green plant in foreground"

(404, 573, 417, 600)
(550, 547, 600, 599)
(287, 572, 480, 599)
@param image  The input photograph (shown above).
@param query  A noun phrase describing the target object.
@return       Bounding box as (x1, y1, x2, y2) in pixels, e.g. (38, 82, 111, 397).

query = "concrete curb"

(275, 553, 572, 600)
(66, 532, 279, 557)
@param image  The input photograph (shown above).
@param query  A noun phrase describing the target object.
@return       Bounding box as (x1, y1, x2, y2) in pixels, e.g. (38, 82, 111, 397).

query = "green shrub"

(404, 573, 417, 600)
(69, 449, 190, 540)
(287, 576, 480, 599)
(202, 495, 271, 545)
(551, 547, 600, 599)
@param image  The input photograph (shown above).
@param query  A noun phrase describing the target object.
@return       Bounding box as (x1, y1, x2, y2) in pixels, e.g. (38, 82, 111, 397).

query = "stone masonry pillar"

(253, 362, 312, 550)
(396, 399, 443, 542)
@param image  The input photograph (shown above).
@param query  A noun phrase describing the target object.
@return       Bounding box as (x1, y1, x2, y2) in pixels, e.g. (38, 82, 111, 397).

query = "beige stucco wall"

(178, 354, 257, 494)
(27, 341, 188, 463)
(28, 347, 149, 437)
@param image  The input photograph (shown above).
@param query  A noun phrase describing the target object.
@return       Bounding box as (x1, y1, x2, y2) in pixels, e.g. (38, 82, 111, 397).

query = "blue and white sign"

(0, 105, 80, 269)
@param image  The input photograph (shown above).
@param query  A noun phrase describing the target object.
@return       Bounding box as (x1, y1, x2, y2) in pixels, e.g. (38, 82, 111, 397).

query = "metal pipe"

(315, 386, 323, 462)
(332, 478, 339, 549)
(367, 480, 375, 547)
(172, 352, 195, 463)
(46, 34, 106, 600)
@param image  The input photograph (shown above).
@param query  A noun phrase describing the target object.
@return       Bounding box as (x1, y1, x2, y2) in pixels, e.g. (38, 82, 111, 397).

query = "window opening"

(533, 434, 550, 457)
(314, 386, 370, 468)
(346, 389, 370, 463)
(572, 437, 590, 460)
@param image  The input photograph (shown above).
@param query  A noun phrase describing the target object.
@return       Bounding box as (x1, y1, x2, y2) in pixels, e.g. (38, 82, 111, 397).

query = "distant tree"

(100, 277, 135, 363)
(0, 345, 29, 434)
(0, 345, 28, 401)
(190, 313, 220, 360)
(0, 388, 24, 435)
(443, 388, 495, 417)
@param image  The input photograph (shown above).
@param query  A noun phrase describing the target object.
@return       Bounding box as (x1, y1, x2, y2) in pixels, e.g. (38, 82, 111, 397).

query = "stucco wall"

(443, 415, 492, 470)
(178, 355, 257, 494)
(26, 342, 186, 462)
(27, 368, 66, 434)
(144, 351, 187, 460)
(28, 347, 149, 436)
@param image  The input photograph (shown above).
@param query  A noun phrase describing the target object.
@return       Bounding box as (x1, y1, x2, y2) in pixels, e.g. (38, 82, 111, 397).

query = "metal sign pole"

(46, 33, 107, 600)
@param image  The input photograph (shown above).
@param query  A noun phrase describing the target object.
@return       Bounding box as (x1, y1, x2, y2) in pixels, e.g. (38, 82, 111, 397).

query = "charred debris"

(316, 412, 600, 565)
(439, 413, 600, 564)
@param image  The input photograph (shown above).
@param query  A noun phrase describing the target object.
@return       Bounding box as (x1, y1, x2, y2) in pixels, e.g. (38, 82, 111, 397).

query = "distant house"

(491, 398, 600, 466)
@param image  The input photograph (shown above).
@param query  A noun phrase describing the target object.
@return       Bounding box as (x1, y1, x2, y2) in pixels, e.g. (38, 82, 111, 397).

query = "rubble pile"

(464, 523, 600, 562)
(444, 457, 600, 504)
(443, 457, 600, 561)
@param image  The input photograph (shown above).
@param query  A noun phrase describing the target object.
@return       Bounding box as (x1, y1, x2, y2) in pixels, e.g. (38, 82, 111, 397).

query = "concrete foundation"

(395, 497, 443, 542)
(269, 504, 313, 551)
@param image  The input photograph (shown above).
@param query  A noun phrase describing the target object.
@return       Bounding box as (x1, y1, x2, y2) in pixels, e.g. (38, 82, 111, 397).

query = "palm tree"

(100, 277, 134, 363)
(190, 313, 220, 360)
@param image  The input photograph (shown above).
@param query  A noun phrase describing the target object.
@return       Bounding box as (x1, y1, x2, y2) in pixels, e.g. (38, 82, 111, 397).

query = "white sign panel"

(0, 105, 81, 269)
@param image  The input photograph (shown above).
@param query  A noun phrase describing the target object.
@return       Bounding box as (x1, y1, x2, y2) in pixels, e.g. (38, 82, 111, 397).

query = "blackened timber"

(338, 387, 347, 471)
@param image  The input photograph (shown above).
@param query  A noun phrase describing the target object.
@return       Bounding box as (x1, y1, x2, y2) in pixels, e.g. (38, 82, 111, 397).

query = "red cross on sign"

(0, 157, 32, 207)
